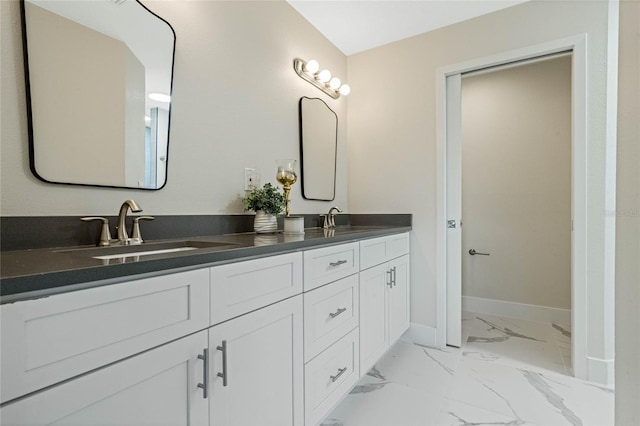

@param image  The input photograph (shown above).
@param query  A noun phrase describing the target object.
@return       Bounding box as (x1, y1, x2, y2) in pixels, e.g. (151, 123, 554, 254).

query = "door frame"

(435, 35, 588, 379)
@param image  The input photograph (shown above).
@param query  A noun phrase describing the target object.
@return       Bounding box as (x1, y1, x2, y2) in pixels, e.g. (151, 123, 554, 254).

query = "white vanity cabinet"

(359, 233, 410, 376)
(0, 331, 209, 426)
(0, 229, 410, 426)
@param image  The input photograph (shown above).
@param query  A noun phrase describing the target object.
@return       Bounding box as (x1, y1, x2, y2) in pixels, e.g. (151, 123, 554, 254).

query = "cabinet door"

(0, 331, 209, 426)
(388, 255, 410, 344)
(359, 263, 389, 376)
(209, 295, 303, 426)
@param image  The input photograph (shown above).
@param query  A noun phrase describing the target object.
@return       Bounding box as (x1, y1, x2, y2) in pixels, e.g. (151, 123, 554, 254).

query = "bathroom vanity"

(0, 225, 410, 426)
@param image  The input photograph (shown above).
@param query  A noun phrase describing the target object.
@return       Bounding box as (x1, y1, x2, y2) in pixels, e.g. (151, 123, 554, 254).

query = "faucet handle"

(319, 214, 329, 229)
(81, 217, 112, 246)
(131, 216, 154, 243)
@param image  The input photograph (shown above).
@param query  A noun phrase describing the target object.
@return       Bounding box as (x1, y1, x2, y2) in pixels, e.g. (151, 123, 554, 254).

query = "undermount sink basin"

(57, 240, 239, 260)
(303, 226, 383, 235)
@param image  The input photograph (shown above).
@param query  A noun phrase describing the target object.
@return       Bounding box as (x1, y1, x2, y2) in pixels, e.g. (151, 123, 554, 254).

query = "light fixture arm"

(293, 58, 340, 99)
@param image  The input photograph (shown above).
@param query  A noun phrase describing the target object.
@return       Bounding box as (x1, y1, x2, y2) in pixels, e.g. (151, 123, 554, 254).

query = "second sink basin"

(57, 240, 239, 260)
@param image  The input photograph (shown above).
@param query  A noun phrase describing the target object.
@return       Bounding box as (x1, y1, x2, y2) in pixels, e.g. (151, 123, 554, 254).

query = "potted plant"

(243, 183, 285, 233)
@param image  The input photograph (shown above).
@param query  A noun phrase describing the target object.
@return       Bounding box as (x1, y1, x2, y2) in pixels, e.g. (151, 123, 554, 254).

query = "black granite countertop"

(0, 225, 411, 303)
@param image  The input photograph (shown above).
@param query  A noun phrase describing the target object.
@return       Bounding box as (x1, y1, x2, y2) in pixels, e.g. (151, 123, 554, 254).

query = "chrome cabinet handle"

(469, 249, 490, 256)
(329, 307, 347, 319)
(330, 367, 348, 382)
(217, 340, 228, 387)
(392, 266, 397, 287)
(387, 269, 393, 288)
(329, 259, 348, 268)
(197, 348, 209, 399)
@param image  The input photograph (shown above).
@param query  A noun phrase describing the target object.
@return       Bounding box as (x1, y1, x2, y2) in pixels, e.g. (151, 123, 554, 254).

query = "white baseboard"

(462, 295, 571, 326)
(587, 356, 615, 387)
(401, 323, 439, 348)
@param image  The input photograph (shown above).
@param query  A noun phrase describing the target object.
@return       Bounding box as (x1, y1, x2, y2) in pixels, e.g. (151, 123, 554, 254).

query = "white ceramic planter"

(254, 211, 278, 233)
(284, 216, 304, 235)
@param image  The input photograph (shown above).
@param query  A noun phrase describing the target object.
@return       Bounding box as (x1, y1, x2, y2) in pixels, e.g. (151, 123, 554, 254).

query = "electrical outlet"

(244, 168, 259, 190)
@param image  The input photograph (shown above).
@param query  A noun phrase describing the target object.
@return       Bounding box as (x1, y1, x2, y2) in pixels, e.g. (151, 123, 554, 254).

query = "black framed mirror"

(21, 0, 176, 190)
(299, 97, 338, 201)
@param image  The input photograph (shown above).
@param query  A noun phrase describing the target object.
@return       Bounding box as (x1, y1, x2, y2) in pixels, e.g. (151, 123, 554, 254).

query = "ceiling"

(287, 0, 528, 56)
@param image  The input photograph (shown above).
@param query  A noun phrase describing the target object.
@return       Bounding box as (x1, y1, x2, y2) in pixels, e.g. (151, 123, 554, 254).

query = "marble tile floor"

(322, 312, 614, 426)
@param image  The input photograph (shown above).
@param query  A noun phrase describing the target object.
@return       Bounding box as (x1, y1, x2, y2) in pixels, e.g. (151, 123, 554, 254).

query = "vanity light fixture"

(293, 58, 350, 99)
(148, 92, 171, 103)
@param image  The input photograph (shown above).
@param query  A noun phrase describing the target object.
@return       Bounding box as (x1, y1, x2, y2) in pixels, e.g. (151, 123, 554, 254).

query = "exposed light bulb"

(304, 59, 319, 74)
(329, 77, 341, 90)
(318, 69, 331, 83)
(149, 92, 171, 102)
(339, 84, 351, 96)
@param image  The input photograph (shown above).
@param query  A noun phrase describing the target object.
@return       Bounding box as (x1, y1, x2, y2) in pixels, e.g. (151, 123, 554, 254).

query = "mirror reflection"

(22, 0, 175, 189)
(299, 97, 338, 201)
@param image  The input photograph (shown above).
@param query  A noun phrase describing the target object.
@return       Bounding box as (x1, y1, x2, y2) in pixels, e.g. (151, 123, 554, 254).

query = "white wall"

(347, 0, 616, 382)
(1, 0, 348, 215)
(615, 0, 640, 422)
(461, 56, 571, 311)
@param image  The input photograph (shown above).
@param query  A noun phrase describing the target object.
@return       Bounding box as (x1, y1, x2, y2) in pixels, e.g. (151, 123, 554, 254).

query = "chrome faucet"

(117, 199, 143, 244)
(322, 206, 342, 228)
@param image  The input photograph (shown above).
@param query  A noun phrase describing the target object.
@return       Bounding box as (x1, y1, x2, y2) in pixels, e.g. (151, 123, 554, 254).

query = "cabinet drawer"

(304, 274, 359, 362)
(304, 328, 359, 426)
(303, 242, 359, 291)
(360, 233, 409, 270)
(1, 269, 209, 404)
(211, 252, 302, 325)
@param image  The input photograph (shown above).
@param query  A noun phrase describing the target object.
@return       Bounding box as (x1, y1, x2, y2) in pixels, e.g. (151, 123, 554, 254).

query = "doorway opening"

(459, 53, 573, 375)
(435, 35, 589, 380)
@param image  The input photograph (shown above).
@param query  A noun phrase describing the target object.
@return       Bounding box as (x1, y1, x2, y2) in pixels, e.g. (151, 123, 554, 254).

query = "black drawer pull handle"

(329, 307, 347, 319)
(330, 367, 348, 382)
(329, 259, 348, 268)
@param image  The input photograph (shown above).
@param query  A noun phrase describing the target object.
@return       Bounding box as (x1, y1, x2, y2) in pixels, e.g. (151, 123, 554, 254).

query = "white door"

(445, 73, 463, 347)
(439, 39, 590, 380)
(0, 332, 209, 426)
(209, 295, 304, 426)
(388, 255, 410, 344)
(359, 263, 389, 375)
